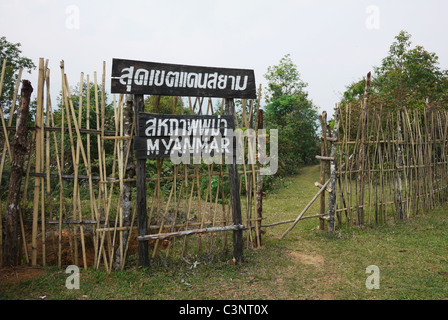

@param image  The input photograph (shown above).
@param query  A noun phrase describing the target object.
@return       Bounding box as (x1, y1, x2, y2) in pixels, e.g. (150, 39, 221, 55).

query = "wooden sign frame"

(115, 58, 250, 267)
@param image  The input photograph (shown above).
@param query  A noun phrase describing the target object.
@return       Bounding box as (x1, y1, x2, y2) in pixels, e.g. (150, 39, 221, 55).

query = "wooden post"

(319, 111, 328, 230)
(225, 98, 244, 263)
(134, 94, 149, 268)
(327, 109, 341, 232)
(3, 80, 33, 266)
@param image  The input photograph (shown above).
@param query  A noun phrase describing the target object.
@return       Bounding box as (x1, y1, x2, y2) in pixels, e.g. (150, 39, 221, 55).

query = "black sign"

(111, 58, 256, 99)
(134, 113, 235, 159)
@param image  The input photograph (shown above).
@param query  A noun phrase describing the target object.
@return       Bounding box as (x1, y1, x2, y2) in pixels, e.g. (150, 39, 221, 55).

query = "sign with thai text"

(134, 113, 235, 159)
(111, 58, 256, 99)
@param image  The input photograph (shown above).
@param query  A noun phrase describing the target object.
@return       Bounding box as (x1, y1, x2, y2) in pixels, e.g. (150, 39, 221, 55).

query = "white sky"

(1, 0, 448, 116)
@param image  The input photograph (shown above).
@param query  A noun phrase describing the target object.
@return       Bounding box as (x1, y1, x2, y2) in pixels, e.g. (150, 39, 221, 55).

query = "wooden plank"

(111, 58, 257, 99)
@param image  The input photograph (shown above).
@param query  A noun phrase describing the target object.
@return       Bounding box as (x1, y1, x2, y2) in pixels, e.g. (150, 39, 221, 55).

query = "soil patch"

(0, 266, 44, 284)
(287, 250, 325, 267)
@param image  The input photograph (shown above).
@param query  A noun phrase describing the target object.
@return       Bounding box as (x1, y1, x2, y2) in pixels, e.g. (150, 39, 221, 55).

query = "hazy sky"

(1, 0, 448, 116)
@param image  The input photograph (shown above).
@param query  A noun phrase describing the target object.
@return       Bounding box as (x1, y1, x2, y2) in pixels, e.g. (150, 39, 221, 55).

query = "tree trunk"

(3, 80, 33, 266)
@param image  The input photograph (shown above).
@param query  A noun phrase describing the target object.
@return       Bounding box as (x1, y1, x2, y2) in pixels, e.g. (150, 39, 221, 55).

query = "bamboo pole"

(40, 61, 49, 267)
(0, 68, 22, 184)
(357, 72, 371, 227)
(31, 58, 45, 266)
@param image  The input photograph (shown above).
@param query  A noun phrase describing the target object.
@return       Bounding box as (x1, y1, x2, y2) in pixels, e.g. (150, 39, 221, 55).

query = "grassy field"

(1, 165, 448, 300)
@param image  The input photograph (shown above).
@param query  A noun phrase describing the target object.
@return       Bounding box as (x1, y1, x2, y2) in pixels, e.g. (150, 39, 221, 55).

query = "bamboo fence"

(325, 103, 448, 229)
(0, 58, 264, 271)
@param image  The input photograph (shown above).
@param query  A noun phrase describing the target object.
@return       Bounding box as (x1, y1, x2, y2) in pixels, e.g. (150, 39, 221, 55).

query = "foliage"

(263, 55, 319, 179)
(0, 36, 35, 113)
(373, 31, 448, 110)
(144, 95, 190, 114)
(51, 82, 116, 187)
(341, 31, 448, 112)
(264, 54, 308, 104)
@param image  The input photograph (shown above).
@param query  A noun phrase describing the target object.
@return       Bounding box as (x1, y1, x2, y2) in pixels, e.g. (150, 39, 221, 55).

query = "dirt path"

(260, 165, 341, 299)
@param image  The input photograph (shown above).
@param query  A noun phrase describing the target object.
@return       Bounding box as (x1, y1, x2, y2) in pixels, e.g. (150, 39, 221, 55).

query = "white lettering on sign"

(119, 68, 249, 93)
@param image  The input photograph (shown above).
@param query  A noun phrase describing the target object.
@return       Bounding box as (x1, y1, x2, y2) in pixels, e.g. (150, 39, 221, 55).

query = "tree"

(264, 55, 319, 177)
(264, 54, 308, 104)
(372, 30, 448, 110)
(0, 36, 35, 113)
(144, 95, 188, 114)
(339, 31, 448, 140)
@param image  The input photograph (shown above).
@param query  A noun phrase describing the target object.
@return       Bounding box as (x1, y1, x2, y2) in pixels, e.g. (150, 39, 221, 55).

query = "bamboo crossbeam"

(2, 126, 116, 136)
(99, 170, 260, 183)
(137, 224, 246, 241)
(261, 214, 326, 228)
(334, 139, 448, 145)
(315, 155, 335, 161)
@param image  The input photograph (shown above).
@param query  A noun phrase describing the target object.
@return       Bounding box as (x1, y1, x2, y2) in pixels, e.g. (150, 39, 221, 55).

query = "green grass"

(1, 165, 448, 300)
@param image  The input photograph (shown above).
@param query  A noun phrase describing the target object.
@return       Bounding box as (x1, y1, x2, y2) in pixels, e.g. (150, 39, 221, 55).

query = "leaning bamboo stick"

(75, 72, 87, 269)
(93, 71, 108, 269)
(61, 72, 79, 265)
(105, 96, 120, 272)
(280, 179, 330, 240)
(0, 68, 22, 184)
(0, 59, 12, 161)
(18, 131, 36, 265)
(86, 74, 99, 268)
